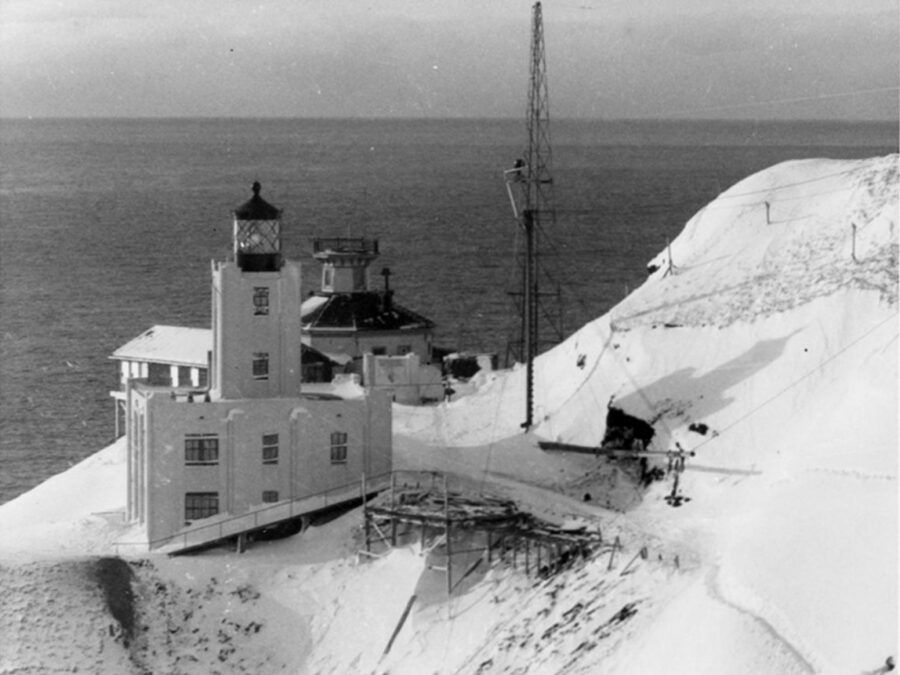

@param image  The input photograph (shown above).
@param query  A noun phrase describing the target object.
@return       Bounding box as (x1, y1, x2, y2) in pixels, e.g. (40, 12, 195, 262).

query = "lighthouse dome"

(234, 181, 281, 221)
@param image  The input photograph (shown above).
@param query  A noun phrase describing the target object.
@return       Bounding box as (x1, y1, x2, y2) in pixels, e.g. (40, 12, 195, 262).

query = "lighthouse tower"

(210, 182, 303, 400)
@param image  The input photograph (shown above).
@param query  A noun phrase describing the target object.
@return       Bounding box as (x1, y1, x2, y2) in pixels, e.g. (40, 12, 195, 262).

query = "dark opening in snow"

(93, 557, 137, 645)
(601, 405, 655, 450)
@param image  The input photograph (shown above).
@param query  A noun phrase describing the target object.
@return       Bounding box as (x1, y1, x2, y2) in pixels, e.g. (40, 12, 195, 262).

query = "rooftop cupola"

(312, 237, 379, 293)
(233, 181, 283, 272)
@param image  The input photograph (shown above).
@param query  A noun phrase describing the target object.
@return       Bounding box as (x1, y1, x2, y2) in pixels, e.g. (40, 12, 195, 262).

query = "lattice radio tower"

(504, 1, 565, 430)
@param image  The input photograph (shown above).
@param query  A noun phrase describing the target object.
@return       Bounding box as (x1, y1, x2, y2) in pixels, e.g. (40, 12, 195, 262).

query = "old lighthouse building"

(124, 184, 392, 551)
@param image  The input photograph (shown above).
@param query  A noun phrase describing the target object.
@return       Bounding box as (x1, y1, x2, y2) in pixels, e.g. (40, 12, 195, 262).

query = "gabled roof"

(301, 293, 434, 332)
(112, 325, 342, 367)
(110, 326, 211, 367)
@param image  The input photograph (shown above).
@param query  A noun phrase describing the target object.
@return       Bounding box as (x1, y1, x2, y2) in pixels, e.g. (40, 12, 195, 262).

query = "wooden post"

(607, 536, 620, 571)
(444, 474, 452, 597)
(362, 474, 371, 554)
(383, 594, 417, 655)
(486, 530, 492, 564)
(537, 542, 542, 574)
(765, 201, 771, 224)
(390, 472, 397, 546)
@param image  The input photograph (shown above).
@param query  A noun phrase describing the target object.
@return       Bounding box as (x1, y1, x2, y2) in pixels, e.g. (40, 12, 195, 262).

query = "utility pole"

(504, 1, 563, 430)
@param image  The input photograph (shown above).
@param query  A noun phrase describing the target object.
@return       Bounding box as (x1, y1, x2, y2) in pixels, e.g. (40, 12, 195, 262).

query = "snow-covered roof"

(110, 325, 211, 367)
(300, 294, 329, 319)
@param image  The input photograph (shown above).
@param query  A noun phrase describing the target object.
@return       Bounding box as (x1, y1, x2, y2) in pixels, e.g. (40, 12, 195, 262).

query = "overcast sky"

(1, 0, 897, 119)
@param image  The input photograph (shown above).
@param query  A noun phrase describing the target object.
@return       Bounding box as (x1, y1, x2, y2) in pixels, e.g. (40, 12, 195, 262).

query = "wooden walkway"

(149, 473, 391, 554)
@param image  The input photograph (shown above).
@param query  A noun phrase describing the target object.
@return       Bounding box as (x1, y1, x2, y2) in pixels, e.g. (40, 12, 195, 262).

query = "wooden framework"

(361, 471, 611, 596)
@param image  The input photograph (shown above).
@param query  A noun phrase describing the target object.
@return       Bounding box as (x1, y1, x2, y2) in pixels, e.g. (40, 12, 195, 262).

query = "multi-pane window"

(185, 492, 219, 521)
(262, 490, 279, 503)
(330, 431, 348, 464)
(185, 433, 219, 464)
(262, 433, 279, 464)
(147, 362, 171, 386)
(252, 352, 269, 380)
(253, 287, 270, 315)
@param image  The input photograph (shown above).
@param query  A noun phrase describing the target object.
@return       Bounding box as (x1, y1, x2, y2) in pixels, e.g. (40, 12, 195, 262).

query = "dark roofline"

(301, 292, 435, 332)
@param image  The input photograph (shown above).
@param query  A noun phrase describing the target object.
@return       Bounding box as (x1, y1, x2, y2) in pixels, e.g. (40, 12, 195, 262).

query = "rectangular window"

(371, 346, 387, 356)
(253, 287, 270, 315)
(262, 433, 279, 464)
(147, 362, 171, 386)
(397, 345, 412, 355)
(252, 352, 269, 380)
(330, 431, 348, 464)
(262, 490, 279, 503)
(185, 433, 219, 464)
(185, 492, 219, 521)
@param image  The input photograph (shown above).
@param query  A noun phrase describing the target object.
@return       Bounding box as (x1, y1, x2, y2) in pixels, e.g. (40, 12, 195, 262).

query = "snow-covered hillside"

(1, 155, 897, 674)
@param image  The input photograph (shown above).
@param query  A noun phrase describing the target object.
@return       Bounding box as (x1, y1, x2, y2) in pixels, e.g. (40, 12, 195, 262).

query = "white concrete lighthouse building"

(124, 183, 392, 551)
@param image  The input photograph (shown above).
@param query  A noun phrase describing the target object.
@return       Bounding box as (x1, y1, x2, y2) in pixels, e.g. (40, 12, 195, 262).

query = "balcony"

(312, 237, 379, 257)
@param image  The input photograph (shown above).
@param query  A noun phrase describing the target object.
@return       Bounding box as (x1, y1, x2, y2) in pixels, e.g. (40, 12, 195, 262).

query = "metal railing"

(312, 237, 379, 255)
(114, 471, 392, 554)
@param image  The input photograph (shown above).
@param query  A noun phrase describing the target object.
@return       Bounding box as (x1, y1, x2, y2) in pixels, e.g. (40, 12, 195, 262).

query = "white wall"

(212, 260, 303, 400)
(129, 389, 391, 546)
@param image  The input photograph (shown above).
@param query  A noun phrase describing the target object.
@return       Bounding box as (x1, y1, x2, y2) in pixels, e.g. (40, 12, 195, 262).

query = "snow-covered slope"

(1, 155, 896, 674)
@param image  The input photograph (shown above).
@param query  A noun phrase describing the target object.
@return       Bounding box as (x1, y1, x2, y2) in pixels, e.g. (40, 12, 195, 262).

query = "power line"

(658, 86, 900, 119)
(692, 311, 899, 453)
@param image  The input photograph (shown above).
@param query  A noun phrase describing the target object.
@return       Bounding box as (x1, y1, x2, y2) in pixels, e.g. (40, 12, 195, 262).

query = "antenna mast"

(505, 1, 564, 430)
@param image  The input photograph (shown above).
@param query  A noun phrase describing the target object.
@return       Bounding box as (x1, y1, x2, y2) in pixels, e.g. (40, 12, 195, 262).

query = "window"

(147, 362, 171, 386)
(397, 345, 412, 355)
(253, 287, 270, 315)
(262, 433, 279, 464)
(185, 433, 219, 464)
(371, 346, 387, 356)
(185, 492, 219, 521)
(330, 431, 348, 464)
(252, 352, 269, 380)
(262, 490, 279, 503)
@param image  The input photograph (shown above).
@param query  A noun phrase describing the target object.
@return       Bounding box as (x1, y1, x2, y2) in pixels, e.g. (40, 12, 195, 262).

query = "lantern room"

(233, 181, 283, 272)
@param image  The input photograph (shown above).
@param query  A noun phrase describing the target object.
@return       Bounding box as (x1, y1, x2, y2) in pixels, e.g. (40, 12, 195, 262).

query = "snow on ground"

(0, 154, 897, 674)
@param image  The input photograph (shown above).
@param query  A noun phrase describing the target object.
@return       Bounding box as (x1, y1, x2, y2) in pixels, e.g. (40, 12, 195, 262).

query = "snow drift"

(1, 154, 896, 674)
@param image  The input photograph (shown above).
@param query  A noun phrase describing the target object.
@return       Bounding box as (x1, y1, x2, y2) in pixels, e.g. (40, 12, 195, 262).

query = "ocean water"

(0, 118, 896, 504)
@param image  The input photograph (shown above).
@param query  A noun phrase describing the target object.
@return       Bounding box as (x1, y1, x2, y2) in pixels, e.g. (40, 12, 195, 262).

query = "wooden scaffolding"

(361, 470, 611, 596)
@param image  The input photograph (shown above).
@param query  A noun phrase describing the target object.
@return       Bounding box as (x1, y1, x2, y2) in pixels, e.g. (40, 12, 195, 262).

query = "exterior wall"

(363, 353, 443, 404)
(321, 262, 369, 293)
(211, 260, 303, 399)
(128, 388, 391, 546)
(304, 327, 433, 366)
(116, 359, 207, 390)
